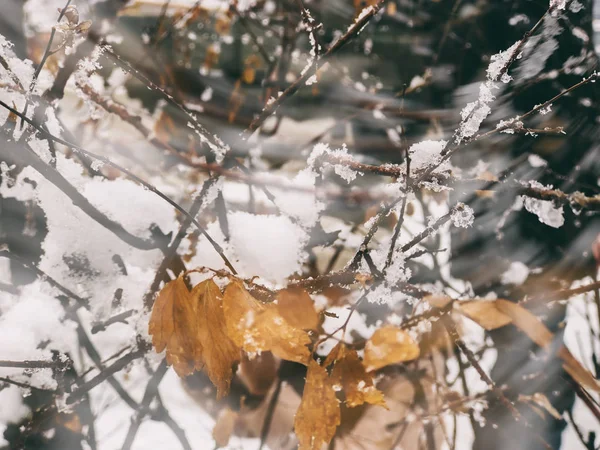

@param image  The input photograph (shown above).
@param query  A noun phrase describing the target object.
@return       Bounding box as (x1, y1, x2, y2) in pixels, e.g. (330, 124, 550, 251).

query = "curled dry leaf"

(148, 275, 198, 377)
(294, 360, 341, 450)
(212, 407, 239, 448)
(193, 279, 241, 398)
(363, 326, 420, 372)
(559, 346, 600, 393)
(457, 300, 512, 330)
(223, 280, 311, 365)
(277, 288, 319, 330)
(494, 300, 553, 347)
(330, 344, 387, 408)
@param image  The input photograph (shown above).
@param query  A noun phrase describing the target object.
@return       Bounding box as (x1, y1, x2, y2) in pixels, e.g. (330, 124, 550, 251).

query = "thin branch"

(245, 0, 385, 134)
(0, 99, 237, 274)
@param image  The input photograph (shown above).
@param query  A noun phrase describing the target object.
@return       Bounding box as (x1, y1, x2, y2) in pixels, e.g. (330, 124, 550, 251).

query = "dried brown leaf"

(363, 326, 420, 372)
(457, 300, 513, 330)
(251, 307, 312, 365)
(494, 300, 553, 347)
(148, 275, 198, 377)
(223, 279, 265, 348)
(223, 280, 311, 365)
(330, 346, 387, 408)
(277, 288, 319, 330)
(193, 279, 241, 398)
(559, 347, 600, 393)
(294, 360, 341, 450)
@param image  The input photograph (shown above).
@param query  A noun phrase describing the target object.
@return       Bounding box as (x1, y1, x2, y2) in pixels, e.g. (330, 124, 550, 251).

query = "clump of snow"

(528, 154, 547, 167)
(409, 140, 449, 173)
(522, 196, 565, 228)
(487, 42, 520, 82)
(501, 261, 530, 285)
(451, 203, 475, 228)
(271, 169, 325, 227)
(456, 83, 497, 143)
(308, 143, 361, 183)
(520, 182, 565, 228)
(227, 212, 309, 285)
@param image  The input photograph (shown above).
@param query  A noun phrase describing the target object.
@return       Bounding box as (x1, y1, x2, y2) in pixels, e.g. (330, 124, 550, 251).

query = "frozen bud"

(62, 6, 80, 25)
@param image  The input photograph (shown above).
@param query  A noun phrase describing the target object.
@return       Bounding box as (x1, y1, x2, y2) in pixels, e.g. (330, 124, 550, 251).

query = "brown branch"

(67, 346, 147, 404)
(0, 359, 69, 370)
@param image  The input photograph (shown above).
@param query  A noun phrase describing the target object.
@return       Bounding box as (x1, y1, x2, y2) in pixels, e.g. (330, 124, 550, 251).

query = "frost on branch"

(518, 181, 565, 228)
(451, 203, 475, 228)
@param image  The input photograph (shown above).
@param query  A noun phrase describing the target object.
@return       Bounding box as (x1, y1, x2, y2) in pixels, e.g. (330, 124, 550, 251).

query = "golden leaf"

(223, 279, 266, 348)
(363, 326, 420, 372)
(193, 279, 241, 398)
(252, 307, 312, 365)
(148, 275, 198, 377)
(212, 407, 238, 448)
(223, 280, 311, 365)
(330, 345, 387, 408)
(294, 360, 341, 450)
(457, 300, 513, 330)
(277, 288, 319, 330)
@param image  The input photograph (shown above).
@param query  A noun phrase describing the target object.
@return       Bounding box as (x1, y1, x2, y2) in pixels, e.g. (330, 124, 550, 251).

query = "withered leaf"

(330, 345, 387, 408)
(277, 288, 319, 330)
(494, 300, 553, 347)
(252, 307, 312, 364)
(363, 326, 420, 372)
(294, 360, 341, 450)
(193, 279, 241, 398)
(457, 300, 513, 330)
(148, 275, 198, 377)
(222, 279, 265, 348)
(223, 280, 311, 365)
(559, 346, 600, 393)
(212, 407, 239, 448)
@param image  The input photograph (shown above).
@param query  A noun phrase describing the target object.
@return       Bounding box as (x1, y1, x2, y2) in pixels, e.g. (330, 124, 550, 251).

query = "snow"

(451, 204, 475, 228)
(227, 213, 309, 285)
(307, 143, 361, 183)
(500, 261, 530, 285)
(520, 182, 565, 228)
(408, 139, 449, 173)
